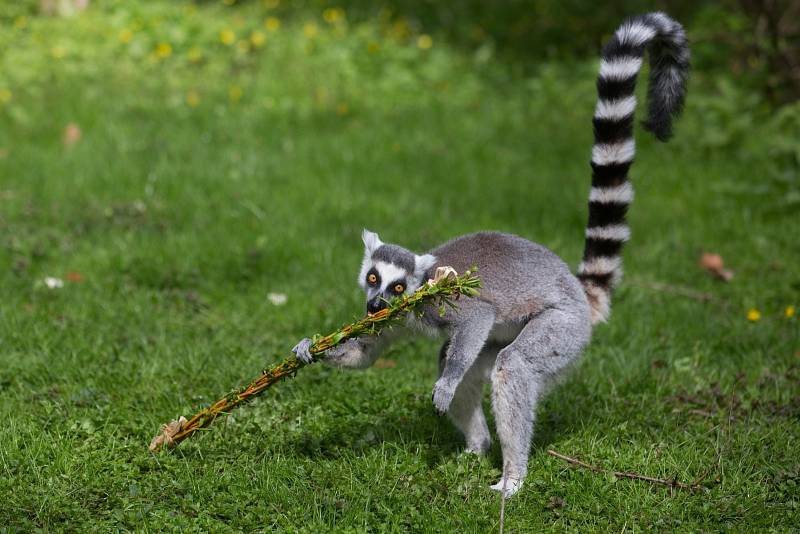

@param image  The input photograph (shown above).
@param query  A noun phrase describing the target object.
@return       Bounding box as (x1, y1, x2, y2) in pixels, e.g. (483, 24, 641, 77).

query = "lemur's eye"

(393, 283, 405, 294)
(367, 273, 378, 285)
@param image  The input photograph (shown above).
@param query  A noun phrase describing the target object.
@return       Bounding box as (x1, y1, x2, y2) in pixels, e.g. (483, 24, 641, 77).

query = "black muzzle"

(367, 296, 386, 314)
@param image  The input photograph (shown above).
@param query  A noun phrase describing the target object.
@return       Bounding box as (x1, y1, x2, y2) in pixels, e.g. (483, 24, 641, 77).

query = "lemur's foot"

(291, 338, 315, 364)
(489, 477, 523, 498)
(464, 438, 491, 456)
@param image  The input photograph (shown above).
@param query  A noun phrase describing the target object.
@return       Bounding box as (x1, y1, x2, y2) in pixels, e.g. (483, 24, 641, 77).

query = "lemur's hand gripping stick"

(149, 267, 480, 452)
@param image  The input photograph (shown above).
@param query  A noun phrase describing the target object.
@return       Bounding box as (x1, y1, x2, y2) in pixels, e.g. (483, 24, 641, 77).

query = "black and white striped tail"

(578, 12, 689, 325)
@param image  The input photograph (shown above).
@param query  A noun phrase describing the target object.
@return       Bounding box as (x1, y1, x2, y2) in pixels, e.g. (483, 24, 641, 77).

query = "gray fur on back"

(426, 232, 590, 325)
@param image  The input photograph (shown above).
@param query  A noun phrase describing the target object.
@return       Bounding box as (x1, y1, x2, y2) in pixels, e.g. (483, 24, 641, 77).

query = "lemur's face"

(358, 229, 437, 315)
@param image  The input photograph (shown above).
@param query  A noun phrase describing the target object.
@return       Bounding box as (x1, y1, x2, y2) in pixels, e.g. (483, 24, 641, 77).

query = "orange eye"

(394, 284, 405, 294)
(367, 273, 378, 285)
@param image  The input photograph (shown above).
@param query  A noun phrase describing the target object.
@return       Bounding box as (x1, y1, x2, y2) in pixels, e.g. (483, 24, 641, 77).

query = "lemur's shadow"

(223, 335, 605, 468)
(168, 394, 582, 472)
(269, 401, 467, 468)
(272, 381, 589, 470)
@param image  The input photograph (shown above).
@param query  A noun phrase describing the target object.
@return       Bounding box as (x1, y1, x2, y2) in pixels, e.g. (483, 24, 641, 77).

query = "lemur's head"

(358, 229, 437, 315)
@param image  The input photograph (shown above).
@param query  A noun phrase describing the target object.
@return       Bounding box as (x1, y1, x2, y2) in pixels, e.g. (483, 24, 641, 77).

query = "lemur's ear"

(414, 254, 437, 279)
(361, 229, 383, 254)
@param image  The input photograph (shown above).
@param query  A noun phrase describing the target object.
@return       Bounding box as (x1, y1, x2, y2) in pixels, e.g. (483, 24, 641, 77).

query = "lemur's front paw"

(431, 379, 456, 415)
(291, 338, 315, 364)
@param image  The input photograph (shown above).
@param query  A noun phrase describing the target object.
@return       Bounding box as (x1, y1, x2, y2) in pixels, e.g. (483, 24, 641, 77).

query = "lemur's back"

(430, 232, 589, 323)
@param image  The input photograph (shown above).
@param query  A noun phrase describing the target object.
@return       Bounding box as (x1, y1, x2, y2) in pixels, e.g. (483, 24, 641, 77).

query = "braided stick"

(149, 267, 480, 452)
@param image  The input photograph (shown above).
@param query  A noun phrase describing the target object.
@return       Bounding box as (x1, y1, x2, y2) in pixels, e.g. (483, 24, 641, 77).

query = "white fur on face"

(374, 261, 408, 291)
(358, 229, 384, 289)
(358, 253, 372, 289)
(358, 259, 410, 293)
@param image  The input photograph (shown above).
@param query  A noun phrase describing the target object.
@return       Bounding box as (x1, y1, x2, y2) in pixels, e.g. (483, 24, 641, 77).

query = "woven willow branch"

(149, 267, 480, 452)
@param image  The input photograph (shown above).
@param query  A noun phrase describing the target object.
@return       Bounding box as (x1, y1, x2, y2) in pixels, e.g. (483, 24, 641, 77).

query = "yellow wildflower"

(303, 22, 319, 38)
(229, 85, 243, 103)
(786, 305, 796, 319)
(155, 42, 172, 59)
(471, 25, 487, 41)
(14, 16, 27, 30)
(0, 89, 12, 104)
(50, 45, 67, 59)
(389, 19, 409, 39)
(264, 17, 281, 32)
(119, 28, 134, 44)
(323, 7, 345, 24)
(220, 29, 236, 45)
(250, 31, 266, 47)
(187, 46, 203, 63)
(417, 34, 433, 50)
(746, 308, 761, 322)
(186, 90, 200, 108)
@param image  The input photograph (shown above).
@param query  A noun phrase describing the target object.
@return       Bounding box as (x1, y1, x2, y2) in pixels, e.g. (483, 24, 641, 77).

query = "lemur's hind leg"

(439, 341, 497, 455)
(490, 307, 591, 497)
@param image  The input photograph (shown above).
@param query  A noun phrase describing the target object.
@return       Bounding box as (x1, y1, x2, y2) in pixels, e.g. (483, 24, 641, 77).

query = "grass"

(1, 1, 798, 531)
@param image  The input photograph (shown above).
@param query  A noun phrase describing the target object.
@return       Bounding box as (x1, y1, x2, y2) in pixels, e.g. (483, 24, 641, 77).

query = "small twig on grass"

(689, 447, 721, 489)
(547, 449, 702, 492)
(630, 280, 717, 303)
(499, 463, 508, 534)
(149, 267, 481, 452)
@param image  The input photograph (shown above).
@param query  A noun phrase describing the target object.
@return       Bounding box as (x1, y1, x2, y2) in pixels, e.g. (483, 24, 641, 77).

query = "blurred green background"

(0, 0, 798, 531)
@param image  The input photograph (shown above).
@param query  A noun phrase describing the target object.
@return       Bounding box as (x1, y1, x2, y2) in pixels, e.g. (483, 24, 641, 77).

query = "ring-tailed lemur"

(293, 12, 689, 497)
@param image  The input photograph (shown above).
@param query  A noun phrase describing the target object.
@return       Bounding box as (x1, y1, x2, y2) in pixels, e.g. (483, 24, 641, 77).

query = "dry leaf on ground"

(699, 252, 734, 281)
(62, 123, 82, 147)
(65, 271, 83, 282)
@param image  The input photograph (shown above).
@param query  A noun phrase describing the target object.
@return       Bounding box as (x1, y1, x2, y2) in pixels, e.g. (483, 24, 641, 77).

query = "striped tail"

(578, 12, 690, 325)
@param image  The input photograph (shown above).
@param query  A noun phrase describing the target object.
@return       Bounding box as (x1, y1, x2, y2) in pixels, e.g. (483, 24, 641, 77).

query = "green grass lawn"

(1, 2, 798, 531)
